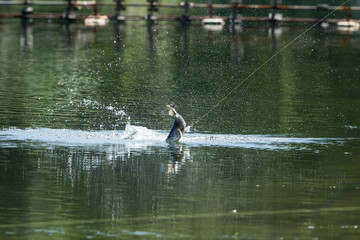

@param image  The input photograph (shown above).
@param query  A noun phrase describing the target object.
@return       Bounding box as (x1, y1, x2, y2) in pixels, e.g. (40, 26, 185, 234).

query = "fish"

(166, 104, 190, 143)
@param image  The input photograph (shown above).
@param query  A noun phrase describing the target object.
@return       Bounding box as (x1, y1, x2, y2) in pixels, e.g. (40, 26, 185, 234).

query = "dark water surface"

(1, 19, 360, 239)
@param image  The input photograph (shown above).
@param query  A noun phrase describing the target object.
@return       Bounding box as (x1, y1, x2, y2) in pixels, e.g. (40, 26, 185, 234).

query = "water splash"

(0, 125, 164, 147)
(0, 125, 351, 151)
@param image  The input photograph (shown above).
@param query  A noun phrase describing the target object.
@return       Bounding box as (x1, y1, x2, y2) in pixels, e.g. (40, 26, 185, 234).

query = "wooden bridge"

(0, 0, 359, 27)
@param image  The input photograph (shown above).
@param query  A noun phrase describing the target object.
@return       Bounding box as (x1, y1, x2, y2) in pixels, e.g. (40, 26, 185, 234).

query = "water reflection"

(114, 22, 126, 53)
(147, 23, 158, 55)
(269, 26, 282, 53)
(316, 31, 329, 60)
(20, 20, 33, 52)
(178, 26, 191, 61)
(165, 143, 191, 174)
(203, 23, 224, 32)
(1, 140, 359, 239)
(63, 22, 99, 49)
(63, 22, 77, 49)
(229, 27, 244, 62)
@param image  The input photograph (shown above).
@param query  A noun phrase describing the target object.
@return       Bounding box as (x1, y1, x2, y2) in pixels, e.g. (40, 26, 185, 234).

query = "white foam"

(0, 125, 165, 147)
(181, 133, 344, 150)
(0, 126, 350, 150)
(121, 124, 163, 141)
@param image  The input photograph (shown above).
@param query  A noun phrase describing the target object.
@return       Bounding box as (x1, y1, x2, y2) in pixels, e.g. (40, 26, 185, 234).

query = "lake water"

(0, 18, 360, 240)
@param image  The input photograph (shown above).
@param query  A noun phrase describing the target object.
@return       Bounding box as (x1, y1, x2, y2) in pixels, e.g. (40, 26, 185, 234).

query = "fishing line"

(193, 0, 350, 126)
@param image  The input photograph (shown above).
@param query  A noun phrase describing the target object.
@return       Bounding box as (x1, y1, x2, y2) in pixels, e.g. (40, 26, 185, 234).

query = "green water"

(0, 19, 360, 239)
